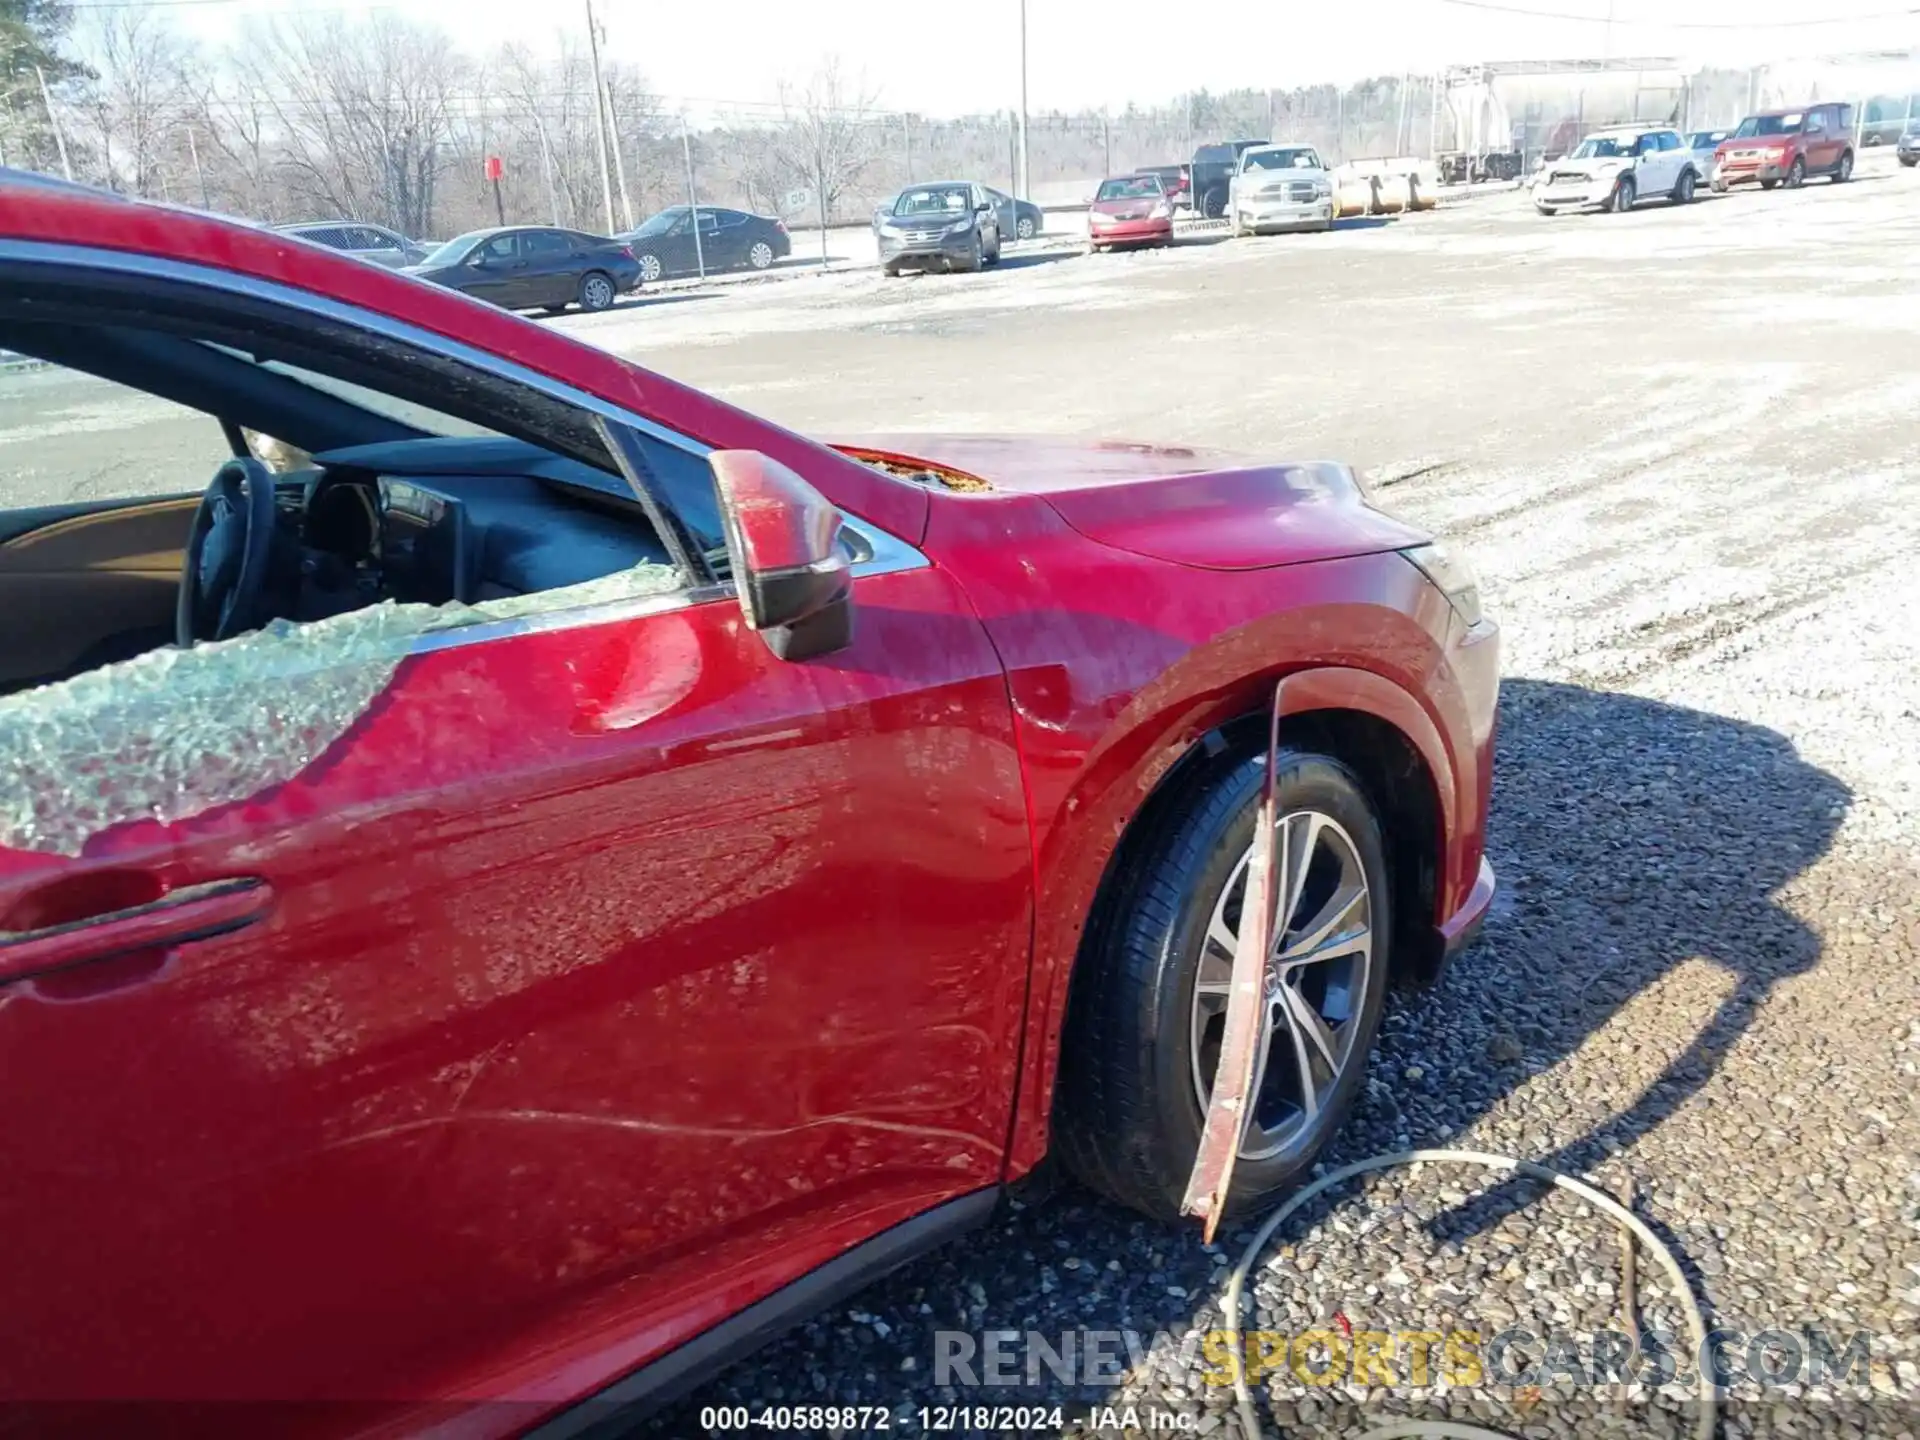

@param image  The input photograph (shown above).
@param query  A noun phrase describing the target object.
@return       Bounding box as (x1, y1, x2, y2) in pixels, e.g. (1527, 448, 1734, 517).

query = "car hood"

(1234, 168, 1330, 183)
(1089, 197, 1163, 216)
(1542, 156, 1628, 178)
(831, 434, 1431, 571)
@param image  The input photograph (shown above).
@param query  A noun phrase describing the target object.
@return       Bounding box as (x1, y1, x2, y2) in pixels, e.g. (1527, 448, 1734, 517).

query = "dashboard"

(292, 436, 674, 621)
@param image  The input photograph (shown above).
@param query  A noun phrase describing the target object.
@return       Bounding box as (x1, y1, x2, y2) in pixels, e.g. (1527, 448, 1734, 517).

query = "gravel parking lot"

(3, 166, 1916, 1438)
(563, 173, 1919, 1437)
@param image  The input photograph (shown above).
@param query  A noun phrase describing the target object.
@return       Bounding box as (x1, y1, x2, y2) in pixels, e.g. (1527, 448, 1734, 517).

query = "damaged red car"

(0, 175, 1498, 1436)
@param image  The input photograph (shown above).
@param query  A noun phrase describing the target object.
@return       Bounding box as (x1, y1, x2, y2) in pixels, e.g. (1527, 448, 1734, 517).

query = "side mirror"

(975, 201, 992, 214)
(708, 450, 853, 661)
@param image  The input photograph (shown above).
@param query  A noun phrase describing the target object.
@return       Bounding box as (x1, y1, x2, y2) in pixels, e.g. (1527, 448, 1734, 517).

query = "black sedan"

(982, 186, 1045, 240)
(405, 227, 641, 313)
(622, 206, 792, 281)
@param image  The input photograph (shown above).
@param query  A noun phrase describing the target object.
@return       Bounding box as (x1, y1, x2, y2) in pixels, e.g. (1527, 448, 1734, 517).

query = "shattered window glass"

(0, 561, 686, 857)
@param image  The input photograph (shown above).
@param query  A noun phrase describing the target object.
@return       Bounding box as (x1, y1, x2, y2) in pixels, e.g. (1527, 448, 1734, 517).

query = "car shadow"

(992, 250, 1082, 272)
(601, 292, 722, 312)
(631, 676, 1847, 1433)
(1402, 677, 1843, 1244)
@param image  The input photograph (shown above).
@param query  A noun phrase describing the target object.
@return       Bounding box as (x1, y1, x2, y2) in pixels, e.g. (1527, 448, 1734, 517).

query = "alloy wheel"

(583, 275, 614, 310)
(1189, 809, 1375, 1162)
(638, 253, 663, 282)
(1017, 216, 1036, 240)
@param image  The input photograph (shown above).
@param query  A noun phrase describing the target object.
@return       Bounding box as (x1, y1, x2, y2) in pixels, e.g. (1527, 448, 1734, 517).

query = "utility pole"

(1396, 73, 1411, 155)
(584, 0, 617, 233)
(532, 112, 563, 224)
(34, 65, 73, 182)
(1016, 0, 1030, 199)
(901, 111, 913, 182)
(682, 118, 706, 279)
(187, 123, 209, 209)
(1101, 108, 1110, 175)
(588, 0, 634, 230)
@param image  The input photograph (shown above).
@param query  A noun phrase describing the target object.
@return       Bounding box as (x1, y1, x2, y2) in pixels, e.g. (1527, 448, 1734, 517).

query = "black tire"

(1670, 168, 1696, 205)
(1201, 187, 1227, 220)
(577, 270, 616, 312)
(1053, 749, 1393, 1221)
(1611, 174, 1636, 212)
(1833, 150, 1854, 183)
(1760, 178, 1778, 190)
(1902, 156, 1920, 168)
(1785, 157, 1806, 189)
(958, 234, 983, 272)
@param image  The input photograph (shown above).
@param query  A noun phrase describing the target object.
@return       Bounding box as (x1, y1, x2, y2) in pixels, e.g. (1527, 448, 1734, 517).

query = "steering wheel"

(176, 456, 280, 647)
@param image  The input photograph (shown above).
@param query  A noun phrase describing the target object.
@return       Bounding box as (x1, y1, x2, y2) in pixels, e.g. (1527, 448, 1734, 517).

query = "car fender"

(922, 489, 1474, 1178)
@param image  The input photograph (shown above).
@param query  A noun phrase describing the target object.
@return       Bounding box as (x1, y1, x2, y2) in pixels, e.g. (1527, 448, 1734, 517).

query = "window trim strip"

(0, 239, 931, 659)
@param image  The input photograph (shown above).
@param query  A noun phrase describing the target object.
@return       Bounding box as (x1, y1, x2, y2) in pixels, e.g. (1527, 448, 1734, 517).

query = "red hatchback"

(0, 178, 1497, 1436)
(1087, 173, 1177, 250)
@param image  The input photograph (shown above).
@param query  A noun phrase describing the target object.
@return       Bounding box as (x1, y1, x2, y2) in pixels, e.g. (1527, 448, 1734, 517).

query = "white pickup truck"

(1228, 143, 1336, 236)
(1530, 126, 1701, 214)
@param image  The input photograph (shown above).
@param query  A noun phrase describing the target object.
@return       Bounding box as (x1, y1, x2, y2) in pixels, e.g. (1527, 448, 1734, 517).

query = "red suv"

(1712, 102, 1855, 190)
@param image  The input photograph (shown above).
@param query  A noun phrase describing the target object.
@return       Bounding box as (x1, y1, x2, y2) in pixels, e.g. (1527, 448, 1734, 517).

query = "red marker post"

(485, 155, 505, 226)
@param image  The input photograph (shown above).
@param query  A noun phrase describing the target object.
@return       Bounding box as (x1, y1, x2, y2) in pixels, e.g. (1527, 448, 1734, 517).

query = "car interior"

(0, 285, 719, 699)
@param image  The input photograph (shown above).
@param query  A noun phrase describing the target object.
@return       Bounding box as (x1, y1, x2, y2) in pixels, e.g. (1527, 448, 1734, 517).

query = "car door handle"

(0, 876, 274, 985)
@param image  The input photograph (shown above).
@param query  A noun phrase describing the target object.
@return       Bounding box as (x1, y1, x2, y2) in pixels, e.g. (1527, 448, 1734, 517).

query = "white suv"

(1531, 127, 1701, 214)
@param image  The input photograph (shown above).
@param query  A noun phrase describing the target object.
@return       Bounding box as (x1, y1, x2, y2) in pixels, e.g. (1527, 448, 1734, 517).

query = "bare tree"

(74, 3, 196, 197)
(774, 57, 880, 262)
(713, 119, 787, 216)
(247, 13, 467, 235)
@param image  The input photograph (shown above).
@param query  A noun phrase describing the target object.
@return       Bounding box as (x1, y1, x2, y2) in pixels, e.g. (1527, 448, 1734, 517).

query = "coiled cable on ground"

(1217, 1148, 1715, 1440)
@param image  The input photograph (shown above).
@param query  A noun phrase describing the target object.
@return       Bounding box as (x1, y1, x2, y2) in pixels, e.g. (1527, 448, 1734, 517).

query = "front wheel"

(1671, 168, 1696, 205)
(1052, 750, 1393, 1221)
(1611, 174, 1637, 212)
(1834, 150, 1854, 183)
(577, 271, 616, 312)
(1784, 157, 1806, 189)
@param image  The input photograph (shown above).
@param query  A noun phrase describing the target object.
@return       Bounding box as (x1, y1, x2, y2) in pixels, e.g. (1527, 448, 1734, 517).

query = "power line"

(1436, 0, 1920, 28)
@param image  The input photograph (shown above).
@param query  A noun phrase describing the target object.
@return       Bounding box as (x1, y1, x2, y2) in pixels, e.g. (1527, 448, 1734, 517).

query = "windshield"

(892, 186, 971, 217)
(1687, 131, 1725, 148)
(1096, 176, 1161, 201)
(631, 208, 686, 238)
(1572, 135, 1638, 159)
(418, 231, 487, 267)
(1735, 114, 1798, 138)
(1242, 147, 1324, 172)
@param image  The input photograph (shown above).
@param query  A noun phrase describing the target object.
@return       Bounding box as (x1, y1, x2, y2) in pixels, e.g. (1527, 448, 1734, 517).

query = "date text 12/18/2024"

(699, 1404, 1199, 1432)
